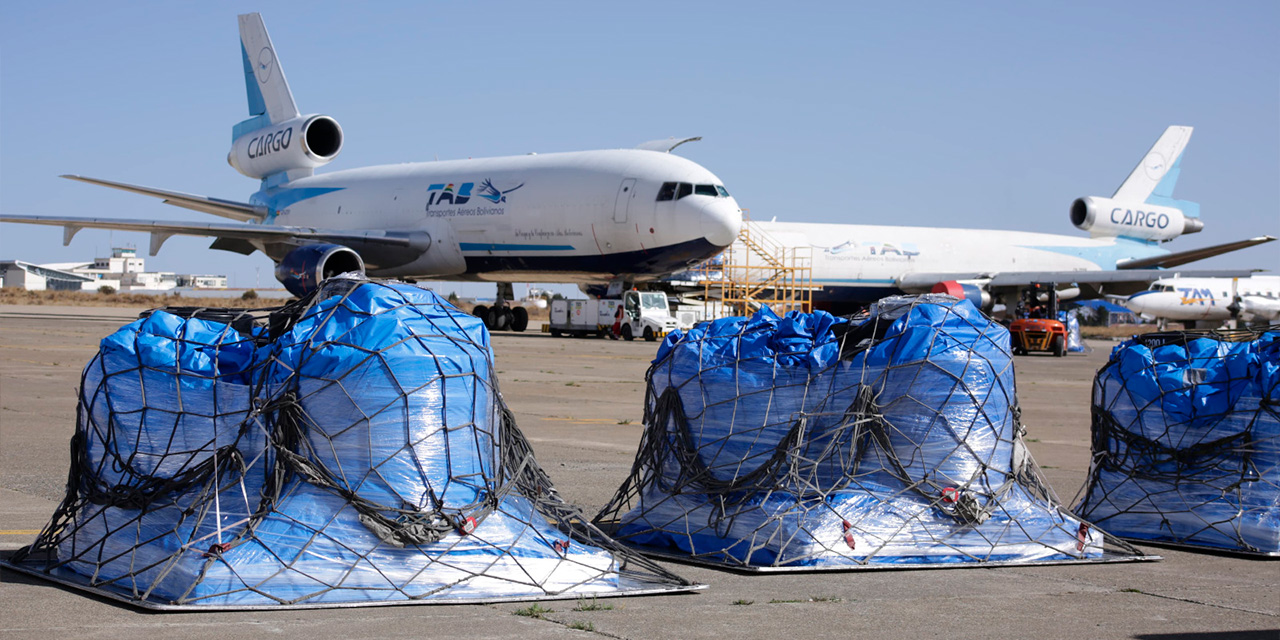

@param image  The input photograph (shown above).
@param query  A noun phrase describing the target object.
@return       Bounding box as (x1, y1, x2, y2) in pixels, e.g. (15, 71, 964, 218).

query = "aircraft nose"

(701, 199, 742, 248)
(1122, 292, 1149, 313)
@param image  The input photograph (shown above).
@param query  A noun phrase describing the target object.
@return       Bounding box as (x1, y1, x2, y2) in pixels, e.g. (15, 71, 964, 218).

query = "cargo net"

(594, 295, 1149, 570)
(1074, 328, 1280, 556)
(6, 277, 695, 609)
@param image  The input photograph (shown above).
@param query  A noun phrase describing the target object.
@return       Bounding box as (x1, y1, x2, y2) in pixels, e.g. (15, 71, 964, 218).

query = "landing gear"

(511, 306, 529, 332)
(476, 283, 531, 332)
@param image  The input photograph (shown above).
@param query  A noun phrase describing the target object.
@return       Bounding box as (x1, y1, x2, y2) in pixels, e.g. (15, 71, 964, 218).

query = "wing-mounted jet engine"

(274, 243, 363, 297)
(228, 115, 343, 180)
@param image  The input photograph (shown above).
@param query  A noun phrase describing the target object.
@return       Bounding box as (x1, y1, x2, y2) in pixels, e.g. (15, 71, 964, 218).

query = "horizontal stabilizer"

(1116, 235, 1276, 269)
(899, 268, 1263, 291)
(983, 269, 1263, 288)
(62, 175, 268, 222)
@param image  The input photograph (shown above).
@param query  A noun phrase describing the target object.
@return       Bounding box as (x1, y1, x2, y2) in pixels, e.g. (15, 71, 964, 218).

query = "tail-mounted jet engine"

(275, 244, 364, 297)
(228, 115, 343, 179)
(1070, 196, 1203, 242)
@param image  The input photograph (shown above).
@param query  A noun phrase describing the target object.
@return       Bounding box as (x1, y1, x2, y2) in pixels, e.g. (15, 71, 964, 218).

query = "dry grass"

(0, 288, 554, 322)
(1080, 324, 1171, 339)
(0, 288, 292, 309)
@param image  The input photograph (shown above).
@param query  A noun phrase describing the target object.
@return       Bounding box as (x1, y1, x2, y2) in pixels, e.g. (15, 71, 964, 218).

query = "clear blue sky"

(2, 1, 1277, 298)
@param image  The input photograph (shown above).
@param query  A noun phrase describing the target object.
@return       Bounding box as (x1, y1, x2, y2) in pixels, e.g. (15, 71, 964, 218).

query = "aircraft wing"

(62, 175, 268, 222)
(1115, 235, 1276, 269)
(898, 268, 1265, 298)
(0, 214, 416, 256)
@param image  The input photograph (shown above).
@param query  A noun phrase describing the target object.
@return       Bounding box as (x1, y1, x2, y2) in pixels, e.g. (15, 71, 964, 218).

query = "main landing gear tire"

(487, 307, 512, 331)
(511, 307, 529, 332)
(472, 305, 489, 327)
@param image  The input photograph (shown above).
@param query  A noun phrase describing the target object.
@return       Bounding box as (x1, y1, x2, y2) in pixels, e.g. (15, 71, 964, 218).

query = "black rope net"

(594, 295, 1149, 570)
(1074, 327, 1280, 556)
(6, 277, 696, 609)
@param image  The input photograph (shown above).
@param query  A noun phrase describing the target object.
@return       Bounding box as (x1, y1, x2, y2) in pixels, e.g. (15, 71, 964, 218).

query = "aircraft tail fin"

(1111, 126, 1196, 213)
(238, 13, 299, 126)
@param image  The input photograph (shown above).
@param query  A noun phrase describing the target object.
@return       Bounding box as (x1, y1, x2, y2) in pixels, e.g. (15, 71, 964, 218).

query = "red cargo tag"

(459, 516, 477, 535)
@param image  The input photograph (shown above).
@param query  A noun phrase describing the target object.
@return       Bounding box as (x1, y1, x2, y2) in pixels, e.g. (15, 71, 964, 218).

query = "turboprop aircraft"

(677, 125, 1272, 315)
(0, 13, 742, 332)
(1122, 275, 1280, 327)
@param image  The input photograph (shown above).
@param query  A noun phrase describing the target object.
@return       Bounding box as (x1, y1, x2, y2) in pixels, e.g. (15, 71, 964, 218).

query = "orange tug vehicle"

(1009, 282, 1068, 357)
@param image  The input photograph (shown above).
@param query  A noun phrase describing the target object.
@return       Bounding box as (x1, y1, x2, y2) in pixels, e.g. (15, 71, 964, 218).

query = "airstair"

(699, 212, 816, 317)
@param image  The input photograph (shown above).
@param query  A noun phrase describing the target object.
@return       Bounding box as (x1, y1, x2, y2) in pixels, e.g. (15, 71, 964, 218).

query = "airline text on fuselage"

(1178, 287, 1216, 306)
(246, 127, 293, 159)
(1111, 207, 1170, 230)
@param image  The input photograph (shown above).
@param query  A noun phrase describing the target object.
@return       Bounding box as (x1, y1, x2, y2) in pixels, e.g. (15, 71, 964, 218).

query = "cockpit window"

(658, 181, 731, 201)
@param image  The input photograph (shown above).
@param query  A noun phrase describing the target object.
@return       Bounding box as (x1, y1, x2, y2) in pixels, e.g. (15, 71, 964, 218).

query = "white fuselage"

(1123, 275, 1280, 322)
(259, 149, 742, 283)
(745, 220, 1169, 307)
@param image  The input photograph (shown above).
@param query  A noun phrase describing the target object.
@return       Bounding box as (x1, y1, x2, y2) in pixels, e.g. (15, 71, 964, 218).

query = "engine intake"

(275, 244, 364, 297)
(228, 114, 344, 179)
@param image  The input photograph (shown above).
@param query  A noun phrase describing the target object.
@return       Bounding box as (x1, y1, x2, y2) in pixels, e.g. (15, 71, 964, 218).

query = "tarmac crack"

(1027, 572, 1278, 618)
(502, 603, 631, 639)
(1126, 589, 1279, 618)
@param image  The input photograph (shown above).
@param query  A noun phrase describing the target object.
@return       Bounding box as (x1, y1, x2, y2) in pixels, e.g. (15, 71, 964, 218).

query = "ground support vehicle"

(544, 291, 678, 341)
(1009, 282, 1068, 357)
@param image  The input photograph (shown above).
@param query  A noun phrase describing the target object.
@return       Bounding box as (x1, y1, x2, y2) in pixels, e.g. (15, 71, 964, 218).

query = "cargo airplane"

(677, 125, 1273, 315)
(1122, 275, 1280, 326)
(0, 13, 742, 332)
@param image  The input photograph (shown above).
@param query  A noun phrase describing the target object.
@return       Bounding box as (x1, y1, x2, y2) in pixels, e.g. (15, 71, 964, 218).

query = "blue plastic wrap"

(12, 278, 693, 608)
(1075, 330, 1280, 555)
(1065, 310, 1085, 352)
(62, 311, 270, 600)
(599, 296, 1136, 569)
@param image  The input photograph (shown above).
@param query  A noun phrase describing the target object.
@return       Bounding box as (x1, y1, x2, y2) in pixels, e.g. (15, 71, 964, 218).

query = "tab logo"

(426, 179, 524, 210)
(477, 178, 524, 203)
(426, 182, 473, 210)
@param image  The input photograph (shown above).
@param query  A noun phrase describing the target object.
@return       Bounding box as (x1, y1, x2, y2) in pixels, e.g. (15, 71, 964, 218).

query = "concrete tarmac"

(1, 305, 1276, 639)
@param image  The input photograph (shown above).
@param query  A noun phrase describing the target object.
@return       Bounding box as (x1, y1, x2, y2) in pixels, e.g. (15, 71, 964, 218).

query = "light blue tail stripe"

(1145, 152, 1201, 218)
(241, 43, 266, 117)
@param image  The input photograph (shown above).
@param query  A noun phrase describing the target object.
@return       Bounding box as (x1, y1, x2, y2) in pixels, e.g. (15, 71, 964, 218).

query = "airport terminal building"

(1, 248, 227, 292)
